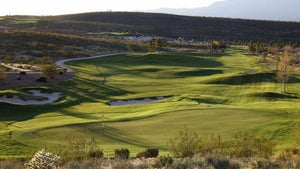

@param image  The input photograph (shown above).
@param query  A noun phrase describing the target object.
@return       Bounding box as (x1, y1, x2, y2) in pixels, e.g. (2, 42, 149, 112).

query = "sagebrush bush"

(114, 148, 130, 160)
(169, 126, 201, 158)
(136, 148, 159, 158)
(111, 160, 134, 169)
(230, 132, 277, 159)
(88, 149, 104, 159)
(153, 155, 173, 168)
(0, 160, 23, 169)
(35, 75, 47, 82)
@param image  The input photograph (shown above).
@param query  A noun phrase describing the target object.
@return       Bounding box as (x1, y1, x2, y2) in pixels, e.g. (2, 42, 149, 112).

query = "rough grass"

(1, 47, 300, 158)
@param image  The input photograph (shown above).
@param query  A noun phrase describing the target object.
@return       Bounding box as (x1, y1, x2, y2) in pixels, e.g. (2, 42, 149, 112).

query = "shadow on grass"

(207, 72, 300, 85)
(250, 92, 299, 101)
(87, 124, 152, 148)
(206, 72, 275, 85)
(175, 69, 223, 77)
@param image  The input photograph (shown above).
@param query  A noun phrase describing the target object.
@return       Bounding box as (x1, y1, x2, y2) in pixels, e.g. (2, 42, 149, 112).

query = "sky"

(0, 0, 223, 16)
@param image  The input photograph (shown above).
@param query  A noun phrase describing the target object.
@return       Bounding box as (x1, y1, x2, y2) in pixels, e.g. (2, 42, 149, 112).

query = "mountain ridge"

(148, 0, 300, 22)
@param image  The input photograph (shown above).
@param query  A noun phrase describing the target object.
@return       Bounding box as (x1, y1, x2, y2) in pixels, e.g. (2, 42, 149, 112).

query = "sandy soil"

(0, 72, 74, 90)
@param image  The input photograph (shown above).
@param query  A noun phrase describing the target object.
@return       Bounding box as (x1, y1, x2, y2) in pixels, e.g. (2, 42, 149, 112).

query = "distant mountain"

(149, 0, 300, 22)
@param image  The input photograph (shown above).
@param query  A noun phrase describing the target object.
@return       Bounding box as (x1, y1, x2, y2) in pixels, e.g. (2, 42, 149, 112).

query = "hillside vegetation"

(1, 12, 300, 43)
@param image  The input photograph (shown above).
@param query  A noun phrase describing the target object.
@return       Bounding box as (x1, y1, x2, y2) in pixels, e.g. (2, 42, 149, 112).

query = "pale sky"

(0, 0, 223, 16)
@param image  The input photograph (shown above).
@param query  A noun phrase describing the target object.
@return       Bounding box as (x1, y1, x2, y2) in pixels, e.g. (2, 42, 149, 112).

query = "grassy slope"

(1, 46, 300, 157)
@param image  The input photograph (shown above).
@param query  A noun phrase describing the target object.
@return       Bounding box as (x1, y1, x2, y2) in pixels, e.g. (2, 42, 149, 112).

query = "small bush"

(137, 148, 159, 158)
(169, 126, 201, 158)
(88, 149, 104, 159)
(206, 156, 230, 169)
(230, 132, 277, 159)
(20, 71, 26, 75)
(229, 159, 242, 169)
(112, 160, 134, 169)
(256, 159, 280, 169)
(64, 161, 81, 169)
(35, 76, 47, 82)
(114, 148, 130, 160)
(153, 155, 174, 168)
(0, 160, 23, 169)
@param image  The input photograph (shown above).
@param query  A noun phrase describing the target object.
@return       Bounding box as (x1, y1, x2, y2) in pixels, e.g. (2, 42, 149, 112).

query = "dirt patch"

(0, 72, 74, 89)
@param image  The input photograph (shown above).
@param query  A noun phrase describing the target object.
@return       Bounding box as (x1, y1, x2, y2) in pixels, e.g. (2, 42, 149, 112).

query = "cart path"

(55, 53, 126, 72)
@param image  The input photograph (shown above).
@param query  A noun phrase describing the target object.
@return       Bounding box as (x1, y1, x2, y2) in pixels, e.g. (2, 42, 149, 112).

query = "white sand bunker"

(109, 96, 165, 106)
(0, 90, 62, 105)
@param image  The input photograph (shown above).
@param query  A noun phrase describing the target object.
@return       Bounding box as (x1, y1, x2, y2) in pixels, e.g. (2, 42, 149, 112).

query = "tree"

(39, 56, 53, 65)
(41, 64, 58, 79)
(0, 67, 6, 84)
(155, 38, 164, 50)
(148, 40, 156, 52)
(248, 43, 256, 54)
(268, 46, 280, 70)
(277, 46, 294, 93)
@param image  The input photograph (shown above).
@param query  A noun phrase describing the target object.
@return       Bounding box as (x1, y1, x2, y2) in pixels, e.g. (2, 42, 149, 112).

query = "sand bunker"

(0, 89, 62, 105)
(109, 96, 165, 106)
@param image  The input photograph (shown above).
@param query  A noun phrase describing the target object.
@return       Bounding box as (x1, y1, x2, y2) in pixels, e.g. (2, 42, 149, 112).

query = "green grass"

(1, 46, 300, 158)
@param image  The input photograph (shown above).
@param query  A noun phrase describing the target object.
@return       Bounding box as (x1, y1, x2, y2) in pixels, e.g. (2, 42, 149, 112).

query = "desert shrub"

(63, 159, 103, 169)
(0, 67, 7, 84)
(35, 75, 47, 82)
(152, 155, 174, 168)
(88, 149, 104, 159)
(199, 134, 227, 156)
(111, 160, 134, 169)
(20, 71, 26, 75)
(0, 160, 23, 169)
(255, 159, 280, 169)
(169, 126, 201, 158)
(279, 147, 300, 161)
(25, 149, 61, 169)
(63, 160, 81, 169)
(136, 148, 159, 158)
(131, 158, 150, 169)
(57, 134, 99, 161)
(228, 159, 243, 169)
(114, 148, 130, 160)
(41, 64, 59, 79)
(230, 132, 277, 159)
(171, 158, 198, 169)
(206, 156, 230, 169)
